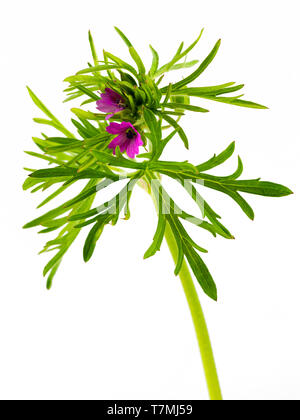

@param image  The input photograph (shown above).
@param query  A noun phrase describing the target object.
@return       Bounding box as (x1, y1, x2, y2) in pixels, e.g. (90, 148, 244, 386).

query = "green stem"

(144, 170, 222, 400)
(164, 221, 223, 401)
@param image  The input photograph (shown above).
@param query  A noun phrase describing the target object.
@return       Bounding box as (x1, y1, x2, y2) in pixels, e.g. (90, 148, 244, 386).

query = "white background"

(0, 0, 299, 401)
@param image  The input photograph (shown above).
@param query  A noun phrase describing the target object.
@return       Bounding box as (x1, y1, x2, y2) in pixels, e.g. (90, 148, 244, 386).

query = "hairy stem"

(164, 221, 223, 400)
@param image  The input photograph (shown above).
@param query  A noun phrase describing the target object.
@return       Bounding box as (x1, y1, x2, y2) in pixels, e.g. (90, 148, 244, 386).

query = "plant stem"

(144, 170, 222, 400)
(164, 221, 223, 401)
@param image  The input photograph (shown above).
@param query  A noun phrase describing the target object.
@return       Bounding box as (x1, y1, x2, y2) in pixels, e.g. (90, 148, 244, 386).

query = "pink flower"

(106, 122, 143, 159)
(96, 88, 126, 120)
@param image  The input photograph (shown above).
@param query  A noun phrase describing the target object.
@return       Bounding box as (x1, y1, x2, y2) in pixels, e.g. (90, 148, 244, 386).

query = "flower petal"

(96, 88, 126, 118)
(106, 122, 124, 135)
(105, 88, 124, 103)
(126, 134, 143, 159)
(108, 132, 129, 155)
(106, 122, 143, 159)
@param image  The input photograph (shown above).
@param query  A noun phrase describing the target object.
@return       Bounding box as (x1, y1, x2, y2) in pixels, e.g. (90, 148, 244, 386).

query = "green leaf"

(33, 118, 74, 138)
(222, 156, 243, 180)
(63, 179, 115, 209)
(148, 160, 198, 176)
(204, 180, 255, 220)
(71, 168, 119, 181)
(37, 183, 74, 208)
(23, 176, 43, 191)
(119, 71, 138, 86)
(143, 108, 161, 139)
(179, 180, 233, 239)
(155, 30, 204, 77)
(27, 87, 74, 138)
(27, 87, 63, 125)
(68, 180, 137, 222)
(158, 113, 189, 149)
(223, 179, 293, 197)
(29, 167, 77, 178)
(114, 27, 145, 75)
(44, 137, 81, 145)
(178, 212, 217, 237)
(168, 60, 199, 71)
(161, 111, 185, 117)
(160, 39, 221, 93)
(91, 149, 146, 170)
(81, 98, 99, 106)
(24, 151, 64, 166)
(202, 96, 268, 109)
(41, 179, 98, 283)
(45, 142, 83, 154)
(88, 30, 98, 66)
(171, 83, 244, 97)
(174, 217, 208, 253)
(196, 157, 244, 181)
(197, 142, 236, 172)
(143, 108, 161, 156)
(175, 29, 204, 59)
(23, 178, 101, 229)
(83, 218, 108, 262)
(162, 83, 173, 105)
(162, 102, 209, 113)
(78, 117, 101, 137)
(114, 26, 132, 47)
(71, 118, 93, 138)
(169, 223, 184, 275)
(29, 167, 113, 182)
(167, 216, 217, 300)
(76, 64, 121, 75)
(129, 46, 146, 75)
(71, 108, 103, 121)
(46, 262, 61, 290)
(64, 74, 105, 84)
(144, 213, 166, 259)
(76, 85, 100, 100)
(183, 235, 217, 301)
(105, 50, 138, 77)
(156, 129, 179, 157)
(149, 45, 159, 76)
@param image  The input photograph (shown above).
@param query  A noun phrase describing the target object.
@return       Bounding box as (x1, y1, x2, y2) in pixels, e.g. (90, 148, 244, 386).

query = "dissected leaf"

(24, 30, 292, 300)
(161, 39, 221, 93)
